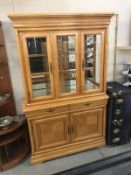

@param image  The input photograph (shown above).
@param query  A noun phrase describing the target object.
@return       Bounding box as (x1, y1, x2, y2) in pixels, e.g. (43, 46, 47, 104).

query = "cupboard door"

(81, 31, 105, 94)
(52, 33, 80, 97)
(22, 33, 54, 101)
(70, 108, 104, 143)
(32, 114, 70, 151)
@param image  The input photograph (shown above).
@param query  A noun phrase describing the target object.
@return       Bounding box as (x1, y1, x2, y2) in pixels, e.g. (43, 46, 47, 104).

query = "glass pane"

(57, 35, 76, 94)
(84, 34, 101, 90)
(26, 37, 51, 97)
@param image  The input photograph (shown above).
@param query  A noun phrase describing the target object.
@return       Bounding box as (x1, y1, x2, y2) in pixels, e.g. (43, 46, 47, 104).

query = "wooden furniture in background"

(9, 13, 114, 164)
(0, 21, 16, 116)
(0, 118, 29, 171)
(117, 46, 131, 50)
(0, 22, 29, 171)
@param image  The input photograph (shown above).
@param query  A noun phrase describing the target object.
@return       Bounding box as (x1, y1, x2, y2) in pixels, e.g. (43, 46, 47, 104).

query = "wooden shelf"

(0, 122, 24, 137)
(0, 142, 28, 171)
(0, 129, 24, 146)
(0, 44, 4, 47)
(0, 120, 29, 171)
(117, 46, 131, 50)
(0, 99, 10, 107)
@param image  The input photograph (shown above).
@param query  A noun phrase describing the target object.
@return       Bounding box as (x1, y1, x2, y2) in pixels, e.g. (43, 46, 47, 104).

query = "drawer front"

(70, 99, 106, 111)
(27, 105, 69, 117)
(42, 105, 69, 115)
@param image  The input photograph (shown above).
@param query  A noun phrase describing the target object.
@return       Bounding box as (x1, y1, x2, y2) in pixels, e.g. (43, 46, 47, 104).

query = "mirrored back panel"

(57, 35, 77, 94)
(26, 37, 52, 98)
(83, 34, 101, 91)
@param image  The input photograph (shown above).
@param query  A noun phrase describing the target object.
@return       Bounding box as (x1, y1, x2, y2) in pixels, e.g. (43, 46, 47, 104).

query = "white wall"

(0, 0, 131, 114)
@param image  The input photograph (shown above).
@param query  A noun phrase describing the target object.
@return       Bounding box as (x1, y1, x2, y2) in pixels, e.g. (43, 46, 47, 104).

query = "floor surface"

(1, 144, 131, 175)
(91, 160, 131, 175)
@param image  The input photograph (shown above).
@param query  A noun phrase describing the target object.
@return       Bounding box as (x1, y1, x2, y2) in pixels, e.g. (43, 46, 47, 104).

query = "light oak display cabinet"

(9, 13, 114, 164)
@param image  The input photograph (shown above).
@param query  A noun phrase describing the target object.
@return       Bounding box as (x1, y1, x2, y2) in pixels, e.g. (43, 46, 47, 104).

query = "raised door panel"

(32, 114, 70, 152)
(21, 33, 55, 102)
(81, 30, 105, 94)
(70, 108, 104, 143)
(52, 32, 80, 97)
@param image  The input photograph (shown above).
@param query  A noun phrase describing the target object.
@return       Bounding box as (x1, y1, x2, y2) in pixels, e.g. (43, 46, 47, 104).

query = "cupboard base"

(31, 138, 105, 164)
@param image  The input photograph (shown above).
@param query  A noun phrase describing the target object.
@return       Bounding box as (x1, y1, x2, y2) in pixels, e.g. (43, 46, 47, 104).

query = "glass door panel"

(57, 35, 77, 94)
(26, 37, 52, 98)
(83, 34, 101, 91)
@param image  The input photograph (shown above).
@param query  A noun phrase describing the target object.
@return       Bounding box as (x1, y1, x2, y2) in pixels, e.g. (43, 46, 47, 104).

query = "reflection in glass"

(32, 74, 51, 97)
(26, 37, 51, 97)
(84, 34, 101, 90)
(60, 71, 76, 93)
(57, 35, 76, 94)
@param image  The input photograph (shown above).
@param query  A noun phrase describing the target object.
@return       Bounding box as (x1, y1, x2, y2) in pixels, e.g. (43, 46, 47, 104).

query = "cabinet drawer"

(70, 99, 106, 111)
(28, 105, 69, 117)
(42, 105, 69, 115)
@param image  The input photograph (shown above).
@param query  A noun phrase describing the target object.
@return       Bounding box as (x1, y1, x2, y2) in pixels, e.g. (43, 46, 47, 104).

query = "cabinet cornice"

(9, 13, 114, 29)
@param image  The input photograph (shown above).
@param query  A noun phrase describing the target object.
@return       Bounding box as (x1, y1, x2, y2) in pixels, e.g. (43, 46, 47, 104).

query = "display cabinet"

(9, 13, 114, 164)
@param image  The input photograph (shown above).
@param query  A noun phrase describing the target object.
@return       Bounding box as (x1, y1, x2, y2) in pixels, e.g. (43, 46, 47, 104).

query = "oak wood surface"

(9, 13, 113, 164)
(70, 108, 103, 142)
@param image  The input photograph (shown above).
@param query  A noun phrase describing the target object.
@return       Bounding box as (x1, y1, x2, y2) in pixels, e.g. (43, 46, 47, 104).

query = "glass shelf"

(33, 82, 51, 97)
(61, 69, 76, 72)
(84, 81, 99, 90)
(60, 80, 76, 93)
(84, 49, 95, 53)
(31, 72, 49, 79)
(29, 54, 47, 58)
(84, 67, 94, 71)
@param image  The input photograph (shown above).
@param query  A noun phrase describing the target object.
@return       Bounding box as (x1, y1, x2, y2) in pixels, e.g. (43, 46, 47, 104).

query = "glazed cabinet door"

(70, 108, 104, 143)
(81, 30, 105, 94)
(52, 33, 80, 97)
(22, 33, 55, 101)
(31, 114, 70, 152)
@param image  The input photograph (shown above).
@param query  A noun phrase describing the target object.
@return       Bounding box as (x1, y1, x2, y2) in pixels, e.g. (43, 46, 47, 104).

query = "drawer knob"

(119, 119, 123, 123)
(112, 119, 118, 125)
(118, 90, 123, 95)
(85, 103, 90, 106)
(47, 108, 55, 112)
(112, 92, 118, 98)
(113, 128, 120, 134)
(112, 137, 120, 143)
(0, 76, 4, 79)
(115, 99, 124, 104)
(114, 109, 121, 115)
(118, 118, 124, 126)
